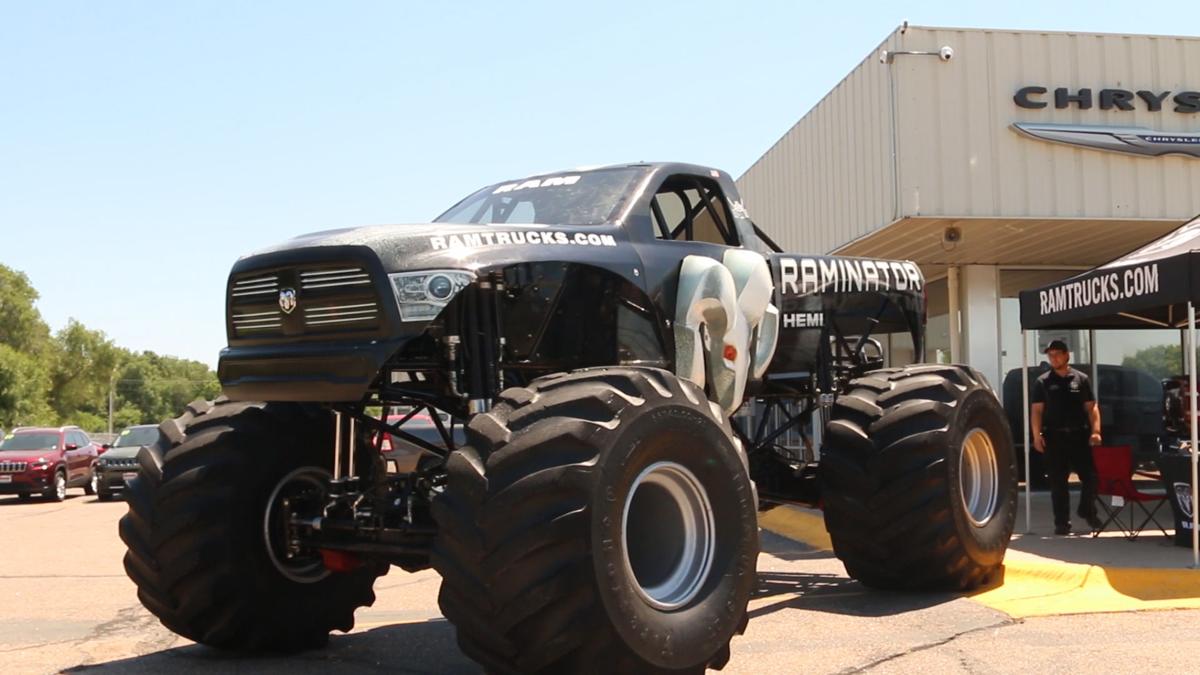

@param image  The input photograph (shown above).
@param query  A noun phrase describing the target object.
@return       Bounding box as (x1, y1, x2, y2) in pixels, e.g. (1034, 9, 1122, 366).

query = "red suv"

(0, 427, 101, 501)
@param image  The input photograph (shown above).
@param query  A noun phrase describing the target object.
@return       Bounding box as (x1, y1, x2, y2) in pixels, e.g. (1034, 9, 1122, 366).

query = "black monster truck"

(119, 163, 1016, 673)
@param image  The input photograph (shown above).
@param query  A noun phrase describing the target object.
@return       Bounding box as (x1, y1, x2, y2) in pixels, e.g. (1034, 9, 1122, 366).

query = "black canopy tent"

(1018, 215, 1200, 566)
(1020, 217, 1200, 331)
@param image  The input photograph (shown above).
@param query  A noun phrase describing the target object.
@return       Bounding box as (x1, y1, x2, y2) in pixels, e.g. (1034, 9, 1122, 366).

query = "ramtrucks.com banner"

(1037, 263, 1160, 316)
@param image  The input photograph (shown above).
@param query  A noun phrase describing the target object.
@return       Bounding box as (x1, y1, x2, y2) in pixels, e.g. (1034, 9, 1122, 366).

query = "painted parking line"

(757, 505, 1200, 618)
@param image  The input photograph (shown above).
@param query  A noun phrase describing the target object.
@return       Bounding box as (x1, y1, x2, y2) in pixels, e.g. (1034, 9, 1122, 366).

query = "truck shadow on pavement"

(750, 572, 959, 620)
(66, 619, 477, 675)
(749, 529, 962, 620)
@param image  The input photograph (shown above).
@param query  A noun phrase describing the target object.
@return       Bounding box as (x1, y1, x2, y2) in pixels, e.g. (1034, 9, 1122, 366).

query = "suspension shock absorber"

(333, 410, 343, 479)
(463, 283, 486, 414)
(461, 281, 502, 414)
(331, 410, 360, 480)
(492, 272, 506, 392)
(348, 416, 357, 478)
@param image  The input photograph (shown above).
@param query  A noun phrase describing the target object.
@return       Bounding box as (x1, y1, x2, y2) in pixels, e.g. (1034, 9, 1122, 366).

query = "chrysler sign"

(1013, 85, 1200, 158)
(1014, 86, 1200, 112)
(1012, 123, 1200, 158)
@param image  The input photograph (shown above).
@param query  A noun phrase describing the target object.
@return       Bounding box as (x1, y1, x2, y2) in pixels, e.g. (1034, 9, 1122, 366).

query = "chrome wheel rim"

(55, 474, 66, 500)
(90, 472, 98, 494)
(621, 462, 715, 610)
(263, 467, 332, 584)
(960, 428, 999, 527)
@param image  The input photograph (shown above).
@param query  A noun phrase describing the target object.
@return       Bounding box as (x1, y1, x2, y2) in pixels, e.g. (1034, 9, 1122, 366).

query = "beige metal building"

(738, 24, 1200, 393)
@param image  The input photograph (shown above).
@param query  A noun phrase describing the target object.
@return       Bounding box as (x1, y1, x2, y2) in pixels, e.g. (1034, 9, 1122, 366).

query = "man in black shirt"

(1031, 340, 1104, 535)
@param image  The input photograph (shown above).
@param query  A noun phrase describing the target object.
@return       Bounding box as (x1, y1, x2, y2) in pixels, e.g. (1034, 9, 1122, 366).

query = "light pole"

(107, 370, 116, 434)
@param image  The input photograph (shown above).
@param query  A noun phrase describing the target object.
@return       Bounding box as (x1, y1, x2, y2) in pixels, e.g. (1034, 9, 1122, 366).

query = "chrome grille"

(231, 308, 283, 333)
(104, 458, 139, 470)
(231, 274, 279, 298)
(300, 268, 372, 290)
(229, 263, 381, 339)
(304, 300, 380, 327)
(0, 461, 28, 473)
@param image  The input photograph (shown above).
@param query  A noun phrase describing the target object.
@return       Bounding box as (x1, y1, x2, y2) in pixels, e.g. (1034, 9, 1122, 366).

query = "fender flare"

(673, 251, 778, 414)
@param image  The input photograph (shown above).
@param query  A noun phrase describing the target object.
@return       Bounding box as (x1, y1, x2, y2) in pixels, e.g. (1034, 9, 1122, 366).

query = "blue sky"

(2, 1, 1197, 367)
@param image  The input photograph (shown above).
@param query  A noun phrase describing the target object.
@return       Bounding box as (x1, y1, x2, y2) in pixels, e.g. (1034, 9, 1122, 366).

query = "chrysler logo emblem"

(1012, 123, 1200, 159)
(278, 288, 298, 314)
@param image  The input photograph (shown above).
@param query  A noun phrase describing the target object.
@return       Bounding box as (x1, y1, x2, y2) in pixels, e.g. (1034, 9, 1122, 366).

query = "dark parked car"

(0, 426, 101, 501)
(1002, 363, 1163, 486)
(96, 424, 162, 501)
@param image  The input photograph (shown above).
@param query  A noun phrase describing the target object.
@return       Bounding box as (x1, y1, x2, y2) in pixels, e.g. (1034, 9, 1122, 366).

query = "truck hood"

(101, 446, 142, 460)
(241, 222, 635, 275)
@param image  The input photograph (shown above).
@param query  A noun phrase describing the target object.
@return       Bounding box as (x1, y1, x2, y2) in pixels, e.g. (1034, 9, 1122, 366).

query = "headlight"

(31, 458, 50, 471)
(389, 270, 474, 322)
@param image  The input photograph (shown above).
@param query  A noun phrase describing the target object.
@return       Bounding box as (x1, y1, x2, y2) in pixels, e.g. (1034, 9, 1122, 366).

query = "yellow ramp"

(758, 506, 1200, 617)
(969, 561, 1200, 617)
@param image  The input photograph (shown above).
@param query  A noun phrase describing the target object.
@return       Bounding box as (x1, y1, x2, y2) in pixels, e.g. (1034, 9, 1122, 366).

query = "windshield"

(0, 433, 59, 452)
(114, 426, 161, 447)
(435, 168, 643, 226)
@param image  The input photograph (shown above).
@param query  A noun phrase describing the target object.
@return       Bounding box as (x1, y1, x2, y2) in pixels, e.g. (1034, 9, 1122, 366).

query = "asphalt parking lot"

(3, 493, 1200, 674)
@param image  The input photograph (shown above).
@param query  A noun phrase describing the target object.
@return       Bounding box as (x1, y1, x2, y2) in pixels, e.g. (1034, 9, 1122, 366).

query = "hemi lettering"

(782, 312, 823, 328)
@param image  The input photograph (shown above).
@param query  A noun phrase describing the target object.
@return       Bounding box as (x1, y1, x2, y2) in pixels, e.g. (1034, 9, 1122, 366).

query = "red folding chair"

(1091, 445, 1170, 540)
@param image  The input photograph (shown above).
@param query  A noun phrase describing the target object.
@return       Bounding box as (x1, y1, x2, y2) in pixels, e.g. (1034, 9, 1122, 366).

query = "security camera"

(939, 45, 954, 62)
(943, 226, 962, 244)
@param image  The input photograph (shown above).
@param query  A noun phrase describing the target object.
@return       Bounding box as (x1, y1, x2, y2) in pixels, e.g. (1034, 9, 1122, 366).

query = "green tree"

(0, 264, 54, 426)
(48, 320, 123, 423)
(1121, 343, 1192, 380)
(115, 351, 220, 424)
(0, 264, 222, 431)
(0, 343, 54, 427)
(0, 265, 52, 355)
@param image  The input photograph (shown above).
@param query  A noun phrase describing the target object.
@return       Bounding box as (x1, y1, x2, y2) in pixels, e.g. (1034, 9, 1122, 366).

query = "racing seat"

(1091, 445, 1170, 540)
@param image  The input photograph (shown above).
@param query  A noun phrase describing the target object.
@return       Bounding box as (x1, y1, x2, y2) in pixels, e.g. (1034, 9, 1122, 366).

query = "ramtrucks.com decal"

(430, 230, 618, 251)
(779, 257, 923, 294)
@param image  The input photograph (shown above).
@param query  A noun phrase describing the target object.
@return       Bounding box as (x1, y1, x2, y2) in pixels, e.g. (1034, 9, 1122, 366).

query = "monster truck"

(119, 162, 1016, 673)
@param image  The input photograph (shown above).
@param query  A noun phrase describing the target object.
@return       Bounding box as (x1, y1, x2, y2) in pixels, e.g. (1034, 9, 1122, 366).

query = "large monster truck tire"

(820, 365, 1017, 590)
(119, 399, 386, 651)
(432, 367, 759, 674)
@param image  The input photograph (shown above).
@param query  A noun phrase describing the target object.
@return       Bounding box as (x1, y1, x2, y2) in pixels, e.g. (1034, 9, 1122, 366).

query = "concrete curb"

(758, 504, 1200, 618)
